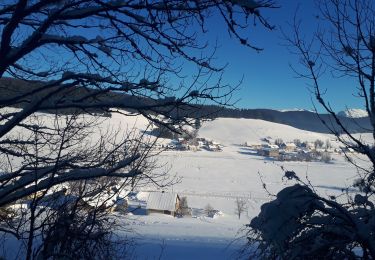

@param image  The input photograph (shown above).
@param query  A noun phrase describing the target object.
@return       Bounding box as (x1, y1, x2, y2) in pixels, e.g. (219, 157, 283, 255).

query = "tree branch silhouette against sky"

(1, 0, 362, 112)
(201, 0, 363, 112)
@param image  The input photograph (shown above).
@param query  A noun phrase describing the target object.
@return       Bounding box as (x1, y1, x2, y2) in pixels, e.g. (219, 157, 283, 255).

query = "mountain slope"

(199, 117, 333, 145)
(0, 77, 371, 134)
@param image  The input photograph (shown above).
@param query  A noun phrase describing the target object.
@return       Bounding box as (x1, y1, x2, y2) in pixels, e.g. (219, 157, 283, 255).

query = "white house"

(281, 142, 297, 151)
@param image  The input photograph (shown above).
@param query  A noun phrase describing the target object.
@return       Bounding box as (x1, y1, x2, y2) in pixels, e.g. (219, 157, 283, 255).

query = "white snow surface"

(1, 110, 371, 259)
(129, 117, 370, 259)
(126, 149, 364, 259)
(198, 117, 335, 145)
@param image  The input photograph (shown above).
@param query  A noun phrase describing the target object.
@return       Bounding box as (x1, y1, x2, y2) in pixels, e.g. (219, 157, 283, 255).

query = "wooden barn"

(146, 192, 181, 216)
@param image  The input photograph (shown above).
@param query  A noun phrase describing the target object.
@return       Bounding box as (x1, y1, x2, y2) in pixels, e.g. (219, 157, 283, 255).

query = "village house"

(207, 144, 222, 151)
(206, 140, 222, 151)
(189, 145, 199, 152)
(279, 151, 299, 161)
(267, 144, 279, 149)
(280, 142, 297, 151)
(146, 192, 181, 217)
(262, 148, 279, 157)
(211, 141, 221, 146)
(36, 189, 94, 212)
(245, 142, 262, 149)
(304, 142, 315, 150)
(197, 140, 205, 148)
(259, 143, 279, 150)
(256, 143, 279, 157)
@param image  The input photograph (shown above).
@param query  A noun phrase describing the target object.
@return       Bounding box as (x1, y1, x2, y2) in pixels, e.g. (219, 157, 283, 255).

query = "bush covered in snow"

(204, 204, 217, 218)
(245, 184, 375, 259)
(320, 151, 332, 163)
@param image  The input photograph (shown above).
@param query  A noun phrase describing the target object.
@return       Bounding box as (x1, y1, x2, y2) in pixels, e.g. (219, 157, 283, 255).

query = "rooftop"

(146, 192, 178, 212)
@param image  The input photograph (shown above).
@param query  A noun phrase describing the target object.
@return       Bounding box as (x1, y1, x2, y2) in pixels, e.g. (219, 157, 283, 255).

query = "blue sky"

(9, 1, 362, 113)
(199, 0, 364, 112)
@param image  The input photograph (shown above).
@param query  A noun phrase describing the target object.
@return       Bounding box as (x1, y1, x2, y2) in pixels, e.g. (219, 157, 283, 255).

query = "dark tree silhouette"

(234, 197, 247, 219)
(244, 0, 375, 258)
(0, 0, 276, 258)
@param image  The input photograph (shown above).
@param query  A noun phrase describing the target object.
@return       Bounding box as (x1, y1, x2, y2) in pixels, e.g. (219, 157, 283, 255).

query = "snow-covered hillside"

(199, 117, 334, 145)
(2, 109, 371, 259)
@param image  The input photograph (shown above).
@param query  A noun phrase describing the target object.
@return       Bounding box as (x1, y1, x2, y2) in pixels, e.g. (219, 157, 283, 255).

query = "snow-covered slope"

(2, 108, 373, 260)
(199, 117, 334, 145)
(338, 108, 368, 118)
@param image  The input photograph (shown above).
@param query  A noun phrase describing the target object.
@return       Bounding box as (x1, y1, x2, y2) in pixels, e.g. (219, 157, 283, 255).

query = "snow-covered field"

(112, 116, 369, 259)
(2, 111, 371, 259)
(125, 148, 363, 259)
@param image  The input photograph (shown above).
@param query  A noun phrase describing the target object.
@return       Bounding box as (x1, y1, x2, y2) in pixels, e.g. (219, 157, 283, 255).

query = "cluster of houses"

(164, 137, 222, 152)
(244, 137, 344, 162)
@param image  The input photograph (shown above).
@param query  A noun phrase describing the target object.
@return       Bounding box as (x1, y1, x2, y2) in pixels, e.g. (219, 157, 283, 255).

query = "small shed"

(146, 192, 180, 216)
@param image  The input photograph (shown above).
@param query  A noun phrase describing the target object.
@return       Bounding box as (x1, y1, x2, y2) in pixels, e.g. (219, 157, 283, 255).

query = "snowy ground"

(124, 149, 364, 259)
(118, 117, 370, 259)
(2, 111, 371, 259)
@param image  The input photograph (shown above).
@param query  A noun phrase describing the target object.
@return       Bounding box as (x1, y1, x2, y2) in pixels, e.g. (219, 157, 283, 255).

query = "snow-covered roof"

(263, 144, 279, 149)
(262, 147, 279, 152)
(146, 192, 178, 211)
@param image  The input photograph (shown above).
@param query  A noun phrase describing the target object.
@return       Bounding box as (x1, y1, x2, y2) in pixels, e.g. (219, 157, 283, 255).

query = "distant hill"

(198, 117, 337, 146)
(194, 106, 372, 134)
(0, 77, 371, 134)
(0, 77, 149, 115)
